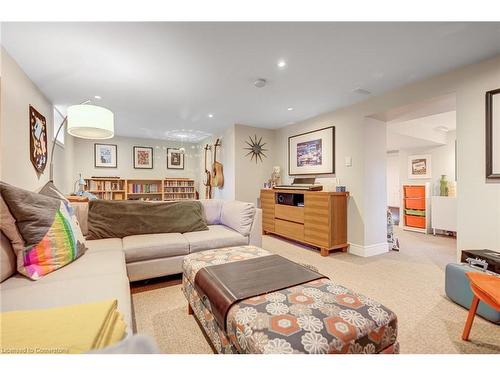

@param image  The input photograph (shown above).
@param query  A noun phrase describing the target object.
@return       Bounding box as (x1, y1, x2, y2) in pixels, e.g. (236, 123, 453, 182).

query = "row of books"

(164, 180, 194, 187)
(163, 187, 195, 193)
(88, 180, 123, 191)
(164, 193, 195, 200)
(128, 183, 161, 193)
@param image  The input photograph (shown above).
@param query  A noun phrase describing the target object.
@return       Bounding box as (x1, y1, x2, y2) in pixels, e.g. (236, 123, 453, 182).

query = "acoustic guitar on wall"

(203, 144, 212, 199)
(211, 138, 224, 188)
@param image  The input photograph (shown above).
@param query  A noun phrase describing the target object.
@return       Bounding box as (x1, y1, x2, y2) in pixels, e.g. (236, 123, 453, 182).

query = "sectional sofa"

(0, 199, 262, 338)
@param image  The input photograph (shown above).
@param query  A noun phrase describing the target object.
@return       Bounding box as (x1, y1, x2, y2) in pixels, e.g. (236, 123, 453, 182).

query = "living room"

(1, 1, 499, 374)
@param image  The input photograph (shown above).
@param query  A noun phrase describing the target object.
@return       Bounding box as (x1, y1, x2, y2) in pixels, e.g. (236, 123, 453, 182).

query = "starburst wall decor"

(244, 135, 268, 163)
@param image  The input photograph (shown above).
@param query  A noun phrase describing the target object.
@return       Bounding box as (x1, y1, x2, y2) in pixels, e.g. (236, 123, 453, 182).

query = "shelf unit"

(85, 178, 126, 200)
(127, 179, 163, 201)
(163, 178, 196, 201)
(84, 177, 196, 201)
(402, 183, 431, 234)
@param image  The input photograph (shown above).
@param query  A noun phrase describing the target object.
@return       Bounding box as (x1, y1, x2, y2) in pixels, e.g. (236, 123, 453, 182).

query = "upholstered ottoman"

(182, 246, 399, 354)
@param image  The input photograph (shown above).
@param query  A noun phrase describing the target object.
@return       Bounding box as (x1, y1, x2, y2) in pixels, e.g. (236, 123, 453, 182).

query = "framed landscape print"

(29, 105, 48, 174)
(167, 148, 184, 169)
(486, 88, 500, 180)
(94, 143, 117, 168)
(408, 154, 431, 179)
(133, 146, 153, 169)
(288, 126, 335, 175)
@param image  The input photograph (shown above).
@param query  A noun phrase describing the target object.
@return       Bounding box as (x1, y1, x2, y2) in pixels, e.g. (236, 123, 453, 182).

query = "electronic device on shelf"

(276, 192, 304, 207)
(274, 177, 323, 191)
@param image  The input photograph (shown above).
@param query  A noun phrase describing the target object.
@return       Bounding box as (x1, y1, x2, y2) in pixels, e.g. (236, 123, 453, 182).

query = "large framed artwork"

(167, 148, 184, 170)
(486, 88, 500, 180)
(408, 154, 431, 179)
(29, 105, 48, 174)
(133, 146, 153, 169)
(288, 126, 335, 175)
(94, 143, 117, 168)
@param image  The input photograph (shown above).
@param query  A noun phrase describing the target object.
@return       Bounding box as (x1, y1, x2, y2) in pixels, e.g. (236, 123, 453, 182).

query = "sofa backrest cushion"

(199, 199, 223, 225)
(220, 201, 256, 236)
(0, 195, 25, 256)
(0, 231, 16, 282)
(0, 181, 87, 280)
(87, 200, 208, 240)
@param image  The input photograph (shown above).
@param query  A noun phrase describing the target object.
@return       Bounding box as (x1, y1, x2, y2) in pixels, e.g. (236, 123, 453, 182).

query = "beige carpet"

(132, 228, 500, 354)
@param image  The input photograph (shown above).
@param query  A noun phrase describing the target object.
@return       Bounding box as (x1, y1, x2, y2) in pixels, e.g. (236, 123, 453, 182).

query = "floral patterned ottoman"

(182, 246, 399, 354)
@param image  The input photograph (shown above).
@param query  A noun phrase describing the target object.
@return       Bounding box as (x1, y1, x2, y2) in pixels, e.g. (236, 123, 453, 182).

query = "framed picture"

(133, 146, 153, 169)
(94, 143, 117, 168)
(29, 105, 48, 174)
(167, 148, 184, 169)
(288, 126, 335, 175)
(486, 88, 500, 180)
(408, 154, 431, 179)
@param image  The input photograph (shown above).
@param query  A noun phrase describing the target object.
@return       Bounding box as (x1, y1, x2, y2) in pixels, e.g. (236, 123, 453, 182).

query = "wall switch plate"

(345, 156, 352, 167)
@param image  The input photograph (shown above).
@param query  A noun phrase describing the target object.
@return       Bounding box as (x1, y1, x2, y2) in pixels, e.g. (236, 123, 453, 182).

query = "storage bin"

(404, 185, 425, 198)
(404, 198, 425, 210)
(405, 215, 426, 228)
(405, 209, 425, 216)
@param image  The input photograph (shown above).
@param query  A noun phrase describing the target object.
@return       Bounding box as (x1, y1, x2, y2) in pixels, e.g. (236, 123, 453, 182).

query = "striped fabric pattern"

(18, 202, 82, 280)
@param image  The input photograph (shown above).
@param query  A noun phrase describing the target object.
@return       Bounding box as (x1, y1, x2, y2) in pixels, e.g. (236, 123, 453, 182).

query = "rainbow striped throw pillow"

(1, 181, 87, 280)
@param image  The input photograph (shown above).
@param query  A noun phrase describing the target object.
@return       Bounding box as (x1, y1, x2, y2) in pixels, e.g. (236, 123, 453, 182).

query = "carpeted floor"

(131, 228, 500, 354)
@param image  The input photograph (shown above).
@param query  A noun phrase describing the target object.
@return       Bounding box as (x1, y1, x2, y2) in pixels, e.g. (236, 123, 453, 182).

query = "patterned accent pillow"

(38, 181, 86, 241)
(0, 181, 87, 280)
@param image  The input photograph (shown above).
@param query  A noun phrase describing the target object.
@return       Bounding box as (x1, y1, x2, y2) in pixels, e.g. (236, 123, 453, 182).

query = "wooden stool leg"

(462, 296, 479, 341)
(320, 248, 329, 257)
(188, 304, 194, 315)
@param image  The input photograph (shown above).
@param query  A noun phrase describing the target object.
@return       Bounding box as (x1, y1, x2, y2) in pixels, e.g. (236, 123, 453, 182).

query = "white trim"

(348, 242, 389, 257)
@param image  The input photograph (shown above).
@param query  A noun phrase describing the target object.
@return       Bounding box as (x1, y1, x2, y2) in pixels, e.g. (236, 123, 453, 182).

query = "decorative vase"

(440, 175, 449, 196)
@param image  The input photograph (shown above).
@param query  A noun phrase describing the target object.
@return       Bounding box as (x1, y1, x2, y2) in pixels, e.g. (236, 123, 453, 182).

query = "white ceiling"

(2, 22, 500, 141)
(387, 110, 456, 151)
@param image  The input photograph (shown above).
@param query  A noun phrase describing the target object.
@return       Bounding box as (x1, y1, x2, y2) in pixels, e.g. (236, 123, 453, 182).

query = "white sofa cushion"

(199, 199, 223, 225)
(122, 233, 189, 262)
(220, 201, 256, 236)
(1, 250, 127, 290)
(85, 238, 123, 254)
(0, 274, 132, 334)
(183, 225, 248, 253)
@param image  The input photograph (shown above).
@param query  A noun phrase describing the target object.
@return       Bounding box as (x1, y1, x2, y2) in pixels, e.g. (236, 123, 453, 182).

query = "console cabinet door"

(304, 193, 330, 248)
(261, 190, 275, 232)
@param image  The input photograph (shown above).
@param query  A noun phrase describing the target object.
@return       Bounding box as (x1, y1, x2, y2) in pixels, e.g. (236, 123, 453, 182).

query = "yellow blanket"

(0, 299, 126, 354)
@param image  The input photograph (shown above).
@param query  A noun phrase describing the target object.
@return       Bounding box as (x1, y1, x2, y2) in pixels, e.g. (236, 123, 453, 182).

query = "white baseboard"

(348, 242, 389, 257)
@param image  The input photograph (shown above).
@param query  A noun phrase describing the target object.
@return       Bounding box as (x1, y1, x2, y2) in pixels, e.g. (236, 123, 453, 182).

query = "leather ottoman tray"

(182, 246, 399, 354)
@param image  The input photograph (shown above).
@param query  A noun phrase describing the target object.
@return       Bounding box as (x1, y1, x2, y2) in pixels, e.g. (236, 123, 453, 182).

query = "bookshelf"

(163, 178, 196, 201)
(84, 177, 196, 201)
(127, 179, 163, 201)
(85, 178, 126, 200)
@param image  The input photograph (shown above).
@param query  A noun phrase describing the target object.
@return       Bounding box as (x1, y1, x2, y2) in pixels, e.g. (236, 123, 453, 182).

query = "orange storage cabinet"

(404, 198, 426, 210)
(405, 215, 426, 228)
(404, 185, 425, 198)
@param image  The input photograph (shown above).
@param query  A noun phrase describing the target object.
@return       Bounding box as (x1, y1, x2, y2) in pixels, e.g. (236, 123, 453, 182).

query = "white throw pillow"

(199, 199, 223, 225)
(220, 201, 256, 236)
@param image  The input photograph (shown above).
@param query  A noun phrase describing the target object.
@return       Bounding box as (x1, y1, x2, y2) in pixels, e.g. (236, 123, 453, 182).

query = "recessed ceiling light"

(352, 88, 371, 96)
(254, 78, 267, 88)
(277, 60, 287, 69)
(208, 113, 214, 118)
(94, 95, 102, 100)
(287, 107, 294, 111)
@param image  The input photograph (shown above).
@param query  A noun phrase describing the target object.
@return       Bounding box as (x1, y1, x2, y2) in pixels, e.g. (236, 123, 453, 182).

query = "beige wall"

(0, 48, 73, 193)
(73, 135, 202, 192)
(234, 124, 277, 205)
(275, 55, 500, 255)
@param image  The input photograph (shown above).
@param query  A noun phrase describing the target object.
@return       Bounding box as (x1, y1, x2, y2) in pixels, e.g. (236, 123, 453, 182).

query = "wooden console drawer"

(275, 205, 304, 224)
(275, 219, 304, 241)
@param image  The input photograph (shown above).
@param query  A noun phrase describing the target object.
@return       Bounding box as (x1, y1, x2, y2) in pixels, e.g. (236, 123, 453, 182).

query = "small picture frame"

(133, 146, 153, 169)
(486, 88, 500, 180)
(94, 143, 117, 168)
(408, 154, 431, 179)
(167, 148, 184, 170)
